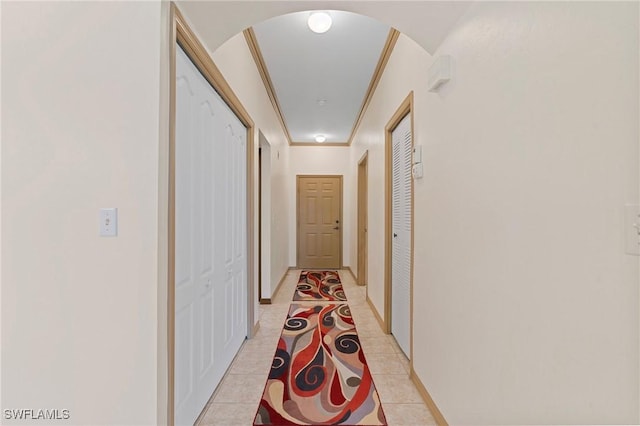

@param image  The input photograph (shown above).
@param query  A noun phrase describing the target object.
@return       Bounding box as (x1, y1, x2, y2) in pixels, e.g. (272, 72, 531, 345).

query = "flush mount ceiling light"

(308, 12, 332, 34)
(315, 135, 326, 143)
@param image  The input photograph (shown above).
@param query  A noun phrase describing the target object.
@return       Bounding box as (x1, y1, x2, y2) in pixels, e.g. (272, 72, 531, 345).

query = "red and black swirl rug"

(293, 271, 347, 302)
(253, 303, 387, 425)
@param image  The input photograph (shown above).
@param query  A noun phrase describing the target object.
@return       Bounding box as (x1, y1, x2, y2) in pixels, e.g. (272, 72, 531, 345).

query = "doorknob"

(333, 226, 340, 230)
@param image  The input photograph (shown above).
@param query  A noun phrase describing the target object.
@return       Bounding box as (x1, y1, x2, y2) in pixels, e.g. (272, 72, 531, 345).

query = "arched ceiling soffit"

(175, 1, 473, 56)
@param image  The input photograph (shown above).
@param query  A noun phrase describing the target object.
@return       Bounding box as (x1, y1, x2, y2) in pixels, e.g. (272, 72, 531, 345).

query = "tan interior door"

(297, 176, 342, 269)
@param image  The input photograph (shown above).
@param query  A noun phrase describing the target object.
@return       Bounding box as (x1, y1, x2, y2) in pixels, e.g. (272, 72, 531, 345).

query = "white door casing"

(175, 45, 247, 426)
(391, 113, 412, 358)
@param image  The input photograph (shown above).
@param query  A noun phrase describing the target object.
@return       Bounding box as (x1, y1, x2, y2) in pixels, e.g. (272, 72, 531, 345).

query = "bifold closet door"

(391, 113, 412, 358)
(174, 45, 247, 426)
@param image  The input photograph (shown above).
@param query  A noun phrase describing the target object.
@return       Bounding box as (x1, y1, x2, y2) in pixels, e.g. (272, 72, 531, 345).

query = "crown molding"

(243, 27, 293, 145)
(245, 26, 400, 147)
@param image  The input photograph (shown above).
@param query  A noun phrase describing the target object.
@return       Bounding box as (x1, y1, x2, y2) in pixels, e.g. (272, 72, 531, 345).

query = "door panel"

(175, 45, 247, 426)
(391, 113, 412, 358)
(174, 305, 194, 414)
(297, 176, 342, 269)
(175, 48, 200, 423)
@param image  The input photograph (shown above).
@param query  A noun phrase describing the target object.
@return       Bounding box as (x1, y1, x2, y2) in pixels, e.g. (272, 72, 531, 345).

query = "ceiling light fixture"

(308, 12, 332, 34)
(315, 135, 326, 143)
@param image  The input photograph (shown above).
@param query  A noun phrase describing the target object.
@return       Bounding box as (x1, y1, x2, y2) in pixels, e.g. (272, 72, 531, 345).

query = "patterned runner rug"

(293, 271, 347, 301)
(254, 303, 387, 425)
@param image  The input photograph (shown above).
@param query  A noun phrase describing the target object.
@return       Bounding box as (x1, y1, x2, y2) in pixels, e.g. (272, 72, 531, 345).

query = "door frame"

(258, 145, 262, 302)
(168, 4, 256, 424)
(384, 92, 414, 362)
(258, 131, 272, 304)
(357, 151, 369, 286)
(296, 175, 344, 269)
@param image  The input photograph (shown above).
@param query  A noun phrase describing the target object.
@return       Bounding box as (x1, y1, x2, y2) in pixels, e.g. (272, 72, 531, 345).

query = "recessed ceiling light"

(315, 135, 326, 143)
(317, 99, 327, 107)
(308, 12, 332, 34)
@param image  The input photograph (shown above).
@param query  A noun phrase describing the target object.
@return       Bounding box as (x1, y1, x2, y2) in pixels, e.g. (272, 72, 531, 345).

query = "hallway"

(3, 2, 640, 425)
(195, 270, 435, 425)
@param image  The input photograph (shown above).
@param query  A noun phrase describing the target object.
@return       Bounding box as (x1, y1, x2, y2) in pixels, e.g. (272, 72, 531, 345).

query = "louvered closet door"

(391, 113, 412, 358)
(175, 45, 247, 426)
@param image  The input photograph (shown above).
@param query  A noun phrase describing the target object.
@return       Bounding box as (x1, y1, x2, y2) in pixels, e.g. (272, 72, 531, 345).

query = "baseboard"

(252, 320, 261, 338)
(270, 268, 292, 301)
(345, 266, 357, 283)
(409, 369, 448, 426)
(366, 296, 386, 332)
(259, 298, 271, 304)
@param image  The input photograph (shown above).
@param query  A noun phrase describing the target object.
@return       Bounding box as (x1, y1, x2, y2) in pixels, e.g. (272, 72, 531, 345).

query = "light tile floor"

(197, 269, 436, 426)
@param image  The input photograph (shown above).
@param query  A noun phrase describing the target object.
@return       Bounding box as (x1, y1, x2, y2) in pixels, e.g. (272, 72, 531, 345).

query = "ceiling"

(251, 11, 391, 144)
(177, 2, 473, 57)
(177, 1, 474, 145)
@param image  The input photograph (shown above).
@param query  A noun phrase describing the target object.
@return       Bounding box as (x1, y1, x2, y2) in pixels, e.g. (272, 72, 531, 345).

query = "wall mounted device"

(412, 145, 424, 179)
(427, 55, 452, 92)
(412, 145, 422, 163)
(412, 163, 424, 179)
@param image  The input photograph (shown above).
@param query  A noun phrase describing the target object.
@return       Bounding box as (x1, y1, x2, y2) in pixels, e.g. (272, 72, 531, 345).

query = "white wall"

(208, 31, 291, 300)
(287, 145, 355, 269)
(0, 0, 4, 412)
(2, 2, 163, 424)
(349, 34, 430, 342)
(352, 2, 639, 424)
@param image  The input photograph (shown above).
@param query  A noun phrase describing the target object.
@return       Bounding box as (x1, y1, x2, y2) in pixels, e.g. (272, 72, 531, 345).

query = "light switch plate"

(412, 145, 422, 164)
(624, 204, 640, 255)
(412, 163, 424, 179)
(100, 208, 118, 237)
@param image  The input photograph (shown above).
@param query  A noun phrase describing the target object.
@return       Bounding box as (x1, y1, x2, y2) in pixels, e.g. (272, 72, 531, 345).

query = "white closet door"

(175, 45, 247, 426)
(391, 113, 412, 358)
(213, 95, 247, 375)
